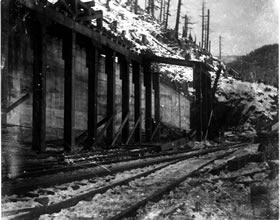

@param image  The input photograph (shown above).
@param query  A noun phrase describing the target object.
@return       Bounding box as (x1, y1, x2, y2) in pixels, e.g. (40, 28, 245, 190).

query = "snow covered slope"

(52, 0, 279, 124)
(92, 0, 278, 124)
(90, 0, 196, 82)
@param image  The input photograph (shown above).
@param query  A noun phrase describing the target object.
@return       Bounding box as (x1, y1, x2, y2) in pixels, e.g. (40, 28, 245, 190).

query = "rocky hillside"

(79, 0, 279, 133)
(227, 44, 279, 87)
(92, 0, 278, 130)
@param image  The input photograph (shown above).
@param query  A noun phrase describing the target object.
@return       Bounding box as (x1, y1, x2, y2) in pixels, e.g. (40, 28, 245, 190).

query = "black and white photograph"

(1, 0, 279, 219)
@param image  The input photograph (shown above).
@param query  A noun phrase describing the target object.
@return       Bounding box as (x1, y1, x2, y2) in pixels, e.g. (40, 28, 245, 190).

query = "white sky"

(138, 0, 279, 56)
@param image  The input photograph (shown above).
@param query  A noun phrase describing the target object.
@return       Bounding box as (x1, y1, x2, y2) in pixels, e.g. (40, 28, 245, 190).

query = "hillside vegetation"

(227, 44, 279, 87)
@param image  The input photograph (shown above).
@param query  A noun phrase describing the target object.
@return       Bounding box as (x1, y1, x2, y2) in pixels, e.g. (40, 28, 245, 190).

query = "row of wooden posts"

(30, 20, 161, 152)
(2, 0, 212, 152)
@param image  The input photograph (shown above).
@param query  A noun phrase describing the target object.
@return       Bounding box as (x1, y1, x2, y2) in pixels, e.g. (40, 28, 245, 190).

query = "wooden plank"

(22, 1, 142, 63)
(144, 61, 152, 142)
(92, 112, 115, 148)
(87, 43, 99, 146)
(1, 0, 11, 124)
(84, 1, 95, 7)
(76, 11, 103, 21)
(69, 0, 78, 13)
(150, 121, 160, 142)
(153, 72, 160, 141)
(111, 112, 130, 147)
(4, 94, 30, 113)
(125, 115, 141, 144)
(31, 19, 47, 152)
(106, 49, 116, 144)
(63, 30, 76, 151)
(120, 56, 130, 143)
(55, 0, 75, 16)
(132, 61, 141, 143)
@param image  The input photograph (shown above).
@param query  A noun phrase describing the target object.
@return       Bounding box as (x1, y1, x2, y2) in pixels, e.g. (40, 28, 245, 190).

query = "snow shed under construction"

(1, 0, 214, 153)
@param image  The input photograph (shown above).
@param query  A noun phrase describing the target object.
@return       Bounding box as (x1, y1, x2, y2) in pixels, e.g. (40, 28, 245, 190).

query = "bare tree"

(159, 0, 163, 21)
(201, 1, 205, 48)
(135, 0, 138, 14)
(150, 0, 155, 17)
(162, 0, 166, 23)
(165, 0, 171, 30)
(206, 9, 210, 51)
(174, 0, 182, 39)
(147, 0, 155, 17)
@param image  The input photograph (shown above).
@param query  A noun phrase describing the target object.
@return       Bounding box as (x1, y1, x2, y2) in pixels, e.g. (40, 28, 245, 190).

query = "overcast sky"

(139, 0, 279, 56)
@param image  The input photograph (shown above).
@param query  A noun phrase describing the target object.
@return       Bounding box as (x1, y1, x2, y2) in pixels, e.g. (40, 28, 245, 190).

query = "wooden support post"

(153, 72, 160, 142)
(199, 64, 203, 141)
(63, 30, 76, 151)
(120, 56, 130, 143)
(202, 68, 208, 138)
(70, 0, 78, 13)
(144, 61, 152, 142)
(31, 19, 47, 152)
(1, 0, 11, 125)
(105, 48, 116, 144)
(132, 61, 141, 143)
(192, 64, 202, 141)
(86, 43, 99, 146)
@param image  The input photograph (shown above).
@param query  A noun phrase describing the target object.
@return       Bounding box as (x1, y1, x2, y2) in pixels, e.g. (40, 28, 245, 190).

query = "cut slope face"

(90, 0, 196, 82)
(217, 77, 278, 120)
(51, 0, 278, 127)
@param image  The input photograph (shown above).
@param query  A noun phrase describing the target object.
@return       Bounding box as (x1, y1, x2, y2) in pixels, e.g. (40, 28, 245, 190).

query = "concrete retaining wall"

(3, 31, 190, 142)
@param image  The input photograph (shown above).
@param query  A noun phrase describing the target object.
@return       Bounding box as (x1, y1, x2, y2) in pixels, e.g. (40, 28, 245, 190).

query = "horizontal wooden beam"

(145, 55, 196, 67)
(55, 0, 75, 16)
(84, 1, 95, 8)
(76, 11, 103, 21)
(78, 1, 92, 11)
(22, 1, 142, 63)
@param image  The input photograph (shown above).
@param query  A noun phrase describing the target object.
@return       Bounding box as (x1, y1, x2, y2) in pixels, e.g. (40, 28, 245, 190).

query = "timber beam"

(31, 17, 47, 152)
(76, 10, 103, 21)
(132, 61, 141, 143)
(21, 1, 142, 63)
(146, 55, 195, 67)
(143, 61, 152, 142)
(153, 72, 160, 142)
(105, 48, 117, 144)
(119, 55, 130, 143)
(63, 30, 76, 151)
(86, 42, 99, 147)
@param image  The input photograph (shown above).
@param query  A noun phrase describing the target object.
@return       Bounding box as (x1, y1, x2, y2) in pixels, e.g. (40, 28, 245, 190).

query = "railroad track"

(2, 142, 248, 196)
(2, 146, 160, 180)
(2, 142, 245, 181)
(2, 143, 247, 220)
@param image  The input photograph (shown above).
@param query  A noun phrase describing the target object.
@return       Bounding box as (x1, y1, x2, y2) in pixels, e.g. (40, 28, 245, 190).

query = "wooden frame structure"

(2, 0, 212, 152)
